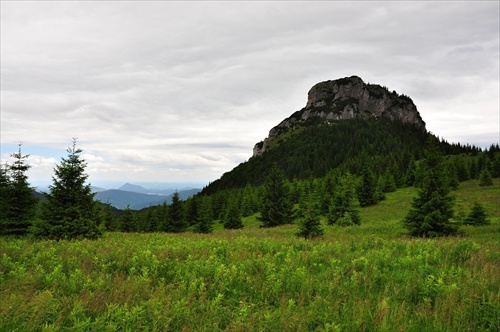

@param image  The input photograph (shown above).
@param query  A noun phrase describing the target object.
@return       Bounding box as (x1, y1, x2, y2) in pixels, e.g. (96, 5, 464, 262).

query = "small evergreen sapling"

(296, 204, 324, 239)
(224, 203, 244, 230)
(464, 201, 490, 225)
(479, 169, 493, 186)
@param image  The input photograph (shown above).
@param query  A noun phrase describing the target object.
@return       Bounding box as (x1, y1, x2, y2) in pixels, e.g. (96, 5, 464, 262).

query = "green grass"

(1, 179, 499, 331)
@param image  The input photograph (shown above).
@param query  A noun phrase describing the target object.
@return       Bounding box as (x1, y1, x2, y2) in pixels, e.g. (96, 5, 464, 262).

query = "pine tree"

(404, 158, 417, 187)
(32, 139, 103, 240)
(0, 162, 13, 230)
(223, 202, 244, 230)
(120, 206, 136, 232)
(296, 197, 324, 239)
(194, 198, 214, 233)
(382, 169, 397, 193)
(453, 200, 468, 224)
(185, 197, 199, 226)
(479, 168, 493, 186)
(165, 192, 187, 232)
(403, 137, 458, 237)
(492, 156, 500, 178)
(99, 202, 119, 232)
(328, 172, 361, 226)
(464, 201, 490, 225)
(258, 164, 293, 227)
(446, 162, 460, 190)
(1, 144, 38, 236)
(357, 166, 377, 207)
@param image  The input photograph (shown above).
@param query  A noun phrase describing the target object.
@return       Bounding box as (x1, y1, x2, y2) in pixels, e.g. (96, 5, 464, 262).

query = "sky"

(1, 1, 499, 188)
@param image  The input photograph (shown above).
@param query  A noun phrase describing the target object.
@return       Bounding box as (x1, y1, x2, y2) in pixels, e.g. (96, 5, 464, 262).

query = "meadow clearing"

(1, 179, 499, 331)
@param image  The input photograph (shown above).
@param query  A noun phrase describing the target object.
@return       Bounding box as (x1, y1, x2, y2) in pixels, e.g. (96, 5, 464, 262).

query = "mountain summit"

(253, 76, 425, 156)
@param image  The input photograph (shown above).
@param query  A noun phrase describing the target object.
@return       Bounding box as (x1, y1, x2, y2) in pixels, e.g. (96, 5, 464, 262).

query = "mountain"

(95, 188, 200, 210)
(201, 75, 471, 195)
(117, 182, 202, 196)
(118, 183, 149, 194)
(253, 75, 425, 156)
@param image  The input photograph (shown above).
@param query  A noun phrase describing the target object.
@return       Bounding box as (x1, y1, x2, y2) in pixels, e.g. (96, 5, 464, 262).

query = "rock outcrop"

(253, 76, 426, 157)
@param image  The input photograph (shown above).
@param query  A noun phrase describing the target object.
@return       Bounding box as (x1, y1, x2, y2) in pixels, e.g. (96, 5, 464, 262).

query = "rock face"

(253, 76, 426, 157)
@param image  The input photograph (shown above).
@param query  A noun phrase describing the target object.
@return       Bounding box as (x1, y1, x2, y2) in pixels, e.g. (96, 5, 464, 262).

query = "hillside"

(202, 76, 474, 195)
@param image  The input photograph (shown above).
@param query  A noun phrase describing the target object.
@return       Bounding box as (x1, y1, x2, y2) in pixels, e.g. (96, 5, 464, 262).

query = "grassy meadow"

(1, 179, 499, 331)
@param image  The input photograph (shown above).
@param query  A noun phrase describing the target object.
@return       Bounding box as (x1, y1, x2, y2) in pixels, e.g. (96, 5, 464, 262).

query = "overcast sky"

(1, 1, 499, 188)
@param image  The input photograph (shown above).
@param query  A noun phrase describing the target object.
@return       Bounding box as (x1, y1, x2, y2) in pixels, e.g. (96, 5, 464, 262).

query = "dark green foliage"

(258, 164, 293, 227)
(403, 138, 458, 237)
(98, 202, 120, 232)
(454, 157, 470, 182)
(464, 201, 490, 225)
(240, 184, 261, 217)
(120, 206, 136, 232)
(446, 162, 460, 190)
(185, 197, 199, 226)
(32, 147, 95, 237)
(469, 159, 478, 179)
(296, 197, 324, 239)
(492, 155, 500, 178)
(328, 173, 361, 226)
(381, 169, 397, 193)
(479, 168, 493, 186)
(0, 144, 38, 236)
(164, 192, 187, 232)
(357, 166, 377, 207)
(0, 163, 11, 225)
(195, 198, 214, 233)
(223, 202, 243, 230)
(202, 119, 432, 194)
(32, 139, 103, 240)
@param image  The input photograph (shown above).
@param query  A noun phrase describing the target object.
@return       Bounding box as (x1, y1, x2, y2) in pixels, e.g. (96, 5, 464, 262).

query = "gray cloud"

(1, 1, 498, 185)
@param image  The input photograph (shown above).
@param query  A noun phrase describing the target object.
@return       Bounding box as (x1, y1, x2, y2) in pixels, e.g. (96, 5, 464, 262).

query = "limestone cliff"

(253, 76, 426, 157)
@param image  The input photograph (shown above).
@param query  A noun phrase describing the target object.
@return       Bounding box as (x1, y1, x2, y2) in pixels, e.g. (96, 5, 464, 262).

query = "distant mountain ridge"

(95, 188, 200, 210)
(117, 182, 199, 196)
(253, 75, 425, 156)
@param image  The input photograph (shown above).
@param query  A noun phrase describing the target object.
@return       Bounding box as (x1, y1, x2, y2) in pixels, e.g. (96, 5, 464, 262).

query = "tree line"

(1, 133, 497, 240)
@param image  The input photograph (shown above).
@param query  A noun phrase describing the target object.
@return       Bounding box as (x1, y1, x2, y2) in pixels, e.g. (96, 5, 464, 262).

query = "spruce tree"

(479, 168, 493, 186)
(258, 164, 293, 227)
(165, 192, 187, 232)
(120, 206, 136, 232)
(185, 197, 199, 226)
(33, 139, 103, 240)
(223, 203, 244, 230)
(0, 162, 13, 232)
(296, 197, 324, 239)
(1, 144, 38, 236)
(194, 198, 214, 233)
(357, 166, 377, 207)
(328, 172, 361, 226)
(464, 201, 490, 225)
(404, 159, 417, 187)
(403, 137, 458, 237)
(492, 156, 500, 178)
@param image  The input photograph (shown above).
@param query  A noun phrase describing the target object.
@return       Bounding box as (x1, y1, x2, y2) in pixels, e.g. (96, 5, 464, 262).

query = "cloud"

(1, 1, 498, 185)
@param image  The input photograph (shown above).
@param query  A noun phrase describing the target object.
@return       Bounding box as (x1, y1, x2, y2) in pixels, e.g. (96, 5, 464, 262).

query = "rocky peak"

(253, 76, 426, 157)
